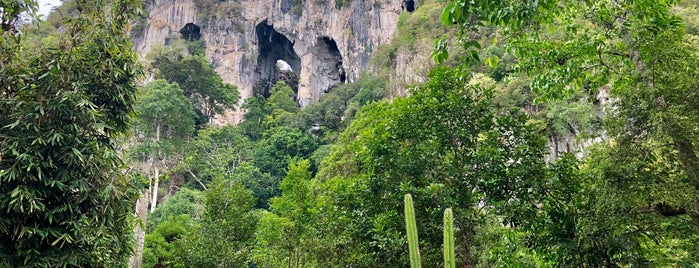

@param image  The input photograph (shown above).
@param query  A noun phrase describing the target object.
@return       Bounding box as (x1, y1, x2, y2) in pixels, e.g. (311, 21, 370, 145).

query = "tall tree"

(179, 125, 252, 188)
(0, 0, 144, 266)
(128, 80, 194, 267)
(177, 178, 258, 267)
(255, 159, 319, 267)
(253, 126, 319, 179)
(132, 80, 195, 213)
(267, 81, 300, 114)
(141, 187, 203, 267)
(435, 0, 699, 265)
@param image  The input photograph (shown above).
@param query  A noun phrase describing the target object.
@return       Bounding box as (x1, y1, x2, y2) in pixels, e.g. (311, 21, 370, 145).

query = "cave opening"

(403, 0, 416, 12)
(180, 23, 201, 41)
(314, 36, 346, 90)
(254, 21, 301, 97)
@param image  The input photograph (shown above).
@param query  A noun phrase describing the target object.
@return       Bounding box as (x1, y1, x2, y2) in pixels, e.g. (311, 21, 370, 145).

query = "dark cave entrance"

(254, 21, 301, 97)
(180, 23, 201, 41)
(403, 0, 416, 12)
(313, 36, 345, 92)
(323, 37, 346, 84)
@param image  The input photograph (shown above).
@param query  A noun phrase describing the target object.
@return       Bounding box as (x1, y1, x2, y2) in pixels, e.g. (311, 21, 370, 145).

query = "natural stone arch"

(253, 21, 301, 97)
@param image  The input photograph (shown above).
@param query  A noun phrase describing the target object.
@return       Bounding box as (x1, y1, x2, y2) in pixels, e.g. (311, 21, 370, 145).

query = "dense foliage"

(314, 66, 550, 266)
(0, 0, 144, 266)
(137, 73, 387, 266)
(4, 0, 699, 267)
(149, 40, 239, 125)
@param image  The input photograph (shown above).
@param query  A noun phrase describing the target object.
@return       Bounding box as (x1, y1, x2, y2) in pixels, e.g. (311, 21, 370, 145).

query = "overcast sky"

(37, 0, 63, 17)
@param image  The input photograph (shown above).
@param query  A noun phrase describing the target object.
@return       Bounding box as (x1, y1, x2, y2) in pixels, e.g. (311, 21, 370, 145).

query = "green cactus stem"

(443, 208, 455, 268)
(404, 194, 422, 268)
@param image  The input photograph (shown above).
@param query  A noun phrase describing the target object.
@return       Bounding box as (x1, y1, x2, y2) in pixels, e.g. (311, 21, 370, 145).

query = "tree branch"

(187, 170, 208, 190)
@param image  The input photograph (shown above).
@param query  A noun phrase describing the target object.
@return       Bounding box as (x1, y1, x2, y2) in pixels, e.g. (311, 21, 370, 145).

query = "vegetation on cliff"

(2, 0, 699, 267)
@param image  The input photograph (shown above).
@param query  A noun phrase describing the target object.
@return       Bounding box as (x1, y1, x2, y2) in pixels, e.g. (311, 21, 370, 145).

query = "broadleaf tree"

(434, 0, 699, 265)
(132, 79, 195, 213)
(129, 80, 195, 268)
(317, 66, 549, 267)
(150, 42, 240, 124)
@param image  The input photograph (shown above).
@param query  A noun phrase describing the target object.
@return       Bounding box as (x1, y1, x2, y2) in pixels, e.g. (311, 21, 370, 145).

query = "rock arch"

(254, 21, 301, 97)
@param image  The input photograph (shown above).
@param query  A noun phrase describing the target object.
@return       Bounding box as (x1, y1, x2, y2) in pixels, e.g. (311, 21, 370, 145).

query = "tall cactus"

(443, 208, 455, 268)
(404, 194, 422, 268)
(404, 194, 456, 267)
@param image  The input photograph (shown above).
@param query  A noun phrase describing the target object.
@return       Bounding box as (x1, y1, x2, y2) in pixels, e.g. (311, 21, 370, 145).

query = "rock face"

(544, 86, 611, 163)
(133, 0, 408, 124)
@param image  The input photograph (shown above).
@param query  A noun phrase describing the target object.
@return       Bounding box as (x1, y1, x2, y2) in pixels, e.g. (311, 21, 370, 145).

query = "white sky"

(37, 0, 63, 17)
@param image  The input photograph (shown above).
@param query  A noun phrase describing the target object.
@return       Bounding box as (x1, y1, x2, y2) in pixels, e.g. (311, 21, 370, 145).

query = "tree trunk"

(618, 12, 699, 229)
(456, 217, 474, 266)
(670, 133, 699, 190)
(150, 124, 161, 213)
(150, 164, 159, 213)
(129, 190, 150, 268)
(668, 127, 699, 227)
(295, 247, 300, 268)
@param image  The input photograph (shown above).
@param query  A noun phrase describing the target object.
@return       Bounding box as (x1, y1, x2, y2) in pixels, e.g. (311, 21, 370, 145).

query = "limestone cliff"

(133, 0, 412, 124)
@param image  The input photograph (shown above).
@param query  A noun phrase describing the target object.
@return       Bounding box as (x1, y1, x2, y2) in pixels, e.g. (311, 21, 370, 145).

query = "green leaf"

(440, 4, 454, 25)
(485, 55, 499, 68)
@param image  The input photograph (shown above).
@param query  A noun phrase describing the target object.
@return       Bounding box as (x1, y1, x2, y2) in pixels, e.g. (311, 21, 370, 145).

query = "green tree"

(299, 74, 386, 143)
(150, 42, 239, 124)
(255, 81, 303, 133)
(256, 159, 319, 267)
(177, 178, 258, 267)
(317, 66, 548, 267)
(141, 188, 203, 268)
(129, 80, 194, 267)
(572, 143, 699, 265)
(176, 125, 281, 208)
(132, 80, 195, 213)
(0, 0, 144, 266)
(142, 214, 192, 268)
(143, 188, 204, 267)
(254, 211, 296, 267)
(228, 162, 278, 209)
(179, 125, 252, 188)
(146, 187, 203, 233)
(435, 2, 699, 264)
(239, 96, 271, 140)
(254, 126, 319, 179)
(268, 81, 299, 114)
